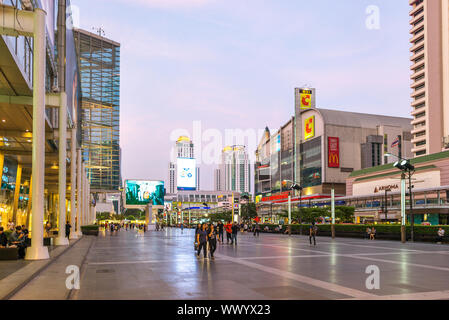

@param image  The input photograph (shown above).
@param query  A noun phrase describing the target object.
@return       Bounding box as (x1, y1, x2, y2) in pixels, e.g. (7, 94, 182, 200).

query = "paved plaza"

(4, 228, 449, 300)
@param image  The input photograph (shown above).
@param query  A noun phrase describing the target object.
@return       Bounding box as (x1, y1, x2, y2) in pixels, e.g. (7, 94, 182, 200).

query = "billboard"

(125, 180, 165, 206)
(304, 116, 315, 140)
(177, 158, 197, 190)
(328, 137, 340, 168)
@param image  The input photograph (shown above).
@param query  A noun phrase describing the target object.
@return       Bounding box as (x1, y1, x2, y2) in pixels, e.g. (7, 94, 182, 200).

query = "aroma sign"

(374, 184, 399, 193)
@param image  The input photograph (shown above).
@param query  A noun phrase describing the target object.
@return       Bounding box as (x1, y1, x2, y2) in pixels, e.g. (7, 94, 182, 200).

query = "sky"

(72, 0, 412, 190)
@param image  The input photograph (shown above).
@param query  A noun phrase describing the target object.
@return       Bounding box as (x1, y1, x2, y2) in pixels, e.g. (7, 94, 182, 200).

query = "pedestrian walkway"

(0, 239, 82, 300)
(7, 229, 449, 300)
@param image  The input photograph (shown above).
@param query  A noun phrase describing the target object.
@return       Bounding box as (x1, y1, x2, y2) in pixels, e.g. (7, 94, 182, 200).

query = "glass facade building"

(74, 29, 121, 191)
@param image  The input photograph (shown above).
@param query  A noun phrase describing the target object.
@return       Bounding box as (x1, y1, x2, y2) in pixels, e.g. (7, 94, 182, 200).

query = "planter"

(81, 230, 99, 236)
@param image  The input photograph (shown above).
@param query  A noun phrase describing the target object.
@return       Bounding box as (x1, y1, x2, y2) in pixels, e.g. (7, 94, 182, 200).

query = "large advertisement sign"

(299, 89, 313, 110)
(328, 137, 340, 168)
(177, 158, 197, 190)
(125, 180, 165, 206)
(304, 116, 315, 140)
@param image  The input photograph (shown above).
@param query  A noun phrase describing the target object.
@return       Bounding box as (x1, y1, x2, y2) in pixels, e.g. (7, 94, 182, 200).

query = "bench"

(0, 248, 19, 261)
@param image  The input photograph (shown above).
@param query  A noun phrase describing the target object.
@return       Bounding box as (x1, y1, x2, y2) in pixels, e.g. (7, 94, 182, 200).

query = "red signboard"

(328, 137, 340, 168)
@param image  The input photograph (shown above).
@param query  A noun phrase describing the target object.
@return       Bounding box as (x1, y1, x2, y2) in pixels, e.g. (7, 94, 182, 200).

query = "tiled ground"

(71, 228, 449, 300)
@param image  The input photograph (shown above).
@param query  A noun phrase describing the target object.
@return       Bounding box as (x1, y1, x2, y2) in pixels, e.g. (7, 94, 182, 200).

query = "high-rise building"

(409, 0, 449, 157)
(214, 168, 222, 191)
(219, 146, 251, 194)
(169, 162, 176, 194)
(73, 28, 121, 191)
(168, 136, 200, 193)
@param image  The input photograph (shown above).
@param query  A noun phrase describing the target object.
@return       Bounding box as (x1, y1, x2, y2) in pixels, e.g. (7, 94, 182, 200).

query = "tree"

(335, 206, 355, 223)
(210, 211, 232, 223)
(241, 203, 257, 221)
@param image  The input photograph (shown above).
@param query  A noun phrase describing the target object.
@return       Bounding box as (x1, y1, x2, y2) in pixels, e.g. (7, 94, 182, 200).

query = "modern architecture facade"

(255, 88, 413, 215)
(168, 136, 200, 193)
(217, 145, 250, 194)
(0, 0, 95, 259)
(409, 0, 449, 157)
(73, 28, 121, 192)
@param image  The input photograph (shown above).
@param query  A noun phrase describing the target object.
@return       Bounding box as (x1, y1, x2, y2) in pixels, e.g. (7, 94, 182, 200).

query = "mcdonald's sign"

(328, 137, 340, 168)
(304, 116, 315, 140)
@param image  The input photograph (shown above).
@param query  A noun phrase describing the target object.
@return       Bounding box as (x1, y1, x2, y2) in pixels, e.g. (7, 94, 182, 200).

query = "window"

(415, 112, 426, 119)
(415, 140, 426, 147)
(416, 150, 426, 156)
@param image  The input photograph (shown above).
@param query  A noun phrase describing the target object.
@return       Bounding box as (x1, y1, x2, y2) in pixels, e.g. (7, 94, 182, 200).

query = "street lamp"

(386, 153, 415, 243)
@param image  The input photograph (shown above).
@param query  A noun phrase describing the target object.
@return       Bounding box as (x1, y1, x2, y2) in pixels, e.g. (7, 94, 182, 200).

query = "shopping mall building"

(0, 1, 95, 260)
(255, 88, 413, 221)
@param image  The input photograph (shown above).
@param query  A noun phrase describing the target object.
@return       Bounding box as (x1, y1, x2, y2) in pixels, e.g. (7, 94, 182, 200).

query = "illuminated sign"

(300, 89, 313, 110)
(177, 158, 197, 190)
(328, 137, 340, 168)
(125, 180, 165, 206)
(304, 116, 315, 140)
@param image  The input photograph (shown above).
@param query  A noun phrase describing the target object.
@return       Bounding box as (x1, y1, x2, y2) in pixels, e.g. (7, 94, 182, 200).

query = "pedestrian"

(208, 224, 219, 259)
(9, 226, 26, 259)
(370, 227, 376, 240)
(309, 222, 317, 246)
(366, 227, 371, 240)
(181, 223, 184, 234)
(65, 221, 72, 239)
(110, 223, 114, 234)
(254, 222, 260, 237)
(437, 227, 445, 244)
(194, 223, 201, 251)
(225, 221, 233, 244)
(196, 224, 209, 259)
(218, 221, 224, 244)
(232, 222, 239, 245)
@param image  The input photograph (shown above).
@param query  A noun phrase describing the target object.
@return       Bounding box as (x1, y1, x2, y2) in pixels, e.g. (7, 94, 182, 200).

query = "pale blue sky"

(72, 0, 412, 190)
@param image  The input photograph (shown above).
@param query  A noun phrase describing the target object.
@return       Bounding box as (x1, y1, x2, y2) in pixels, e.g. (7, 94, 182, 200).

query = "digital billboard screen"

(177, 158, 196, 191)
(125, 180, 165, 206)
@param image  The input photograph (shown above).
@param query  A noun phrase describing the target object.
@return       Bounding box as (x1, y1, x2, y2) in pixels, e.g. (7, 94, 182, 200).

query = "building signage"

(328, 137, 340, 168)
(374, 184, 399, 193)
(304, 116, 315, 140)
(300, 89, 313, 110)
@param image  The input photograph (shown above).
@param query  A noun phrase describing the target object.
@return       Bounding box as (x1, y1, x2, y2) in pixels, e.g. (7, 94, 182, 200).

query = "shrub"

(81, 225, 99, 231)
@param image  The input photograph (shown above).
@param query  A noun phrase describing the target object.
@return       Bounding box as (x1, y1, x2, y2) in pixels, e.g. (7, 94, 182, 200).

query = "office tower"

(168, 136, 199, 193)
(220, 146, 250, 194)
(409, 0, 449, 156)
(214, 168, 222, 191)
(73, 28, 121, 191)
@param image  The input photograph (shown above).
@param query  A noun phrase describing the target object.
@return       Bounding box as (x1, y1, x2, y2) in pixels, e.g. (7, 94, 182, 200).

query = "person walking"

(181, 223, 184, 234)
(196, 224, 209, 259)
(218, 221, 224, 244)
(232, 222, 239, 245)
(309, 222, 317, 246)
(225, 221, 233, 244)
(65, 221, 72, 239)
(254, 222, 260, 237)
(208, 224, 219, 259)
(194, 223, 201, 251)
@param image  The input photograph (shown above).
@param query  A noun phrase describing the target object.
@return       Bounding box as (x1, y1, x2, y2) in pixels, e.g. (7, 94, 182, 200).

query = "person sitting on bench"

(9, 226, 26, 259)
(0, 227, 7, 248)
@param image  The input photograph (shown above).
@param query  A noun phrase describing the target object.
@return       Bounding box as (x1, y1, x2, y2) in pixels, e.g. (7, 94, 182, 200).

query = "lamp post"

(331, 188, 336, 239)
(386, 153, 415, 242)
